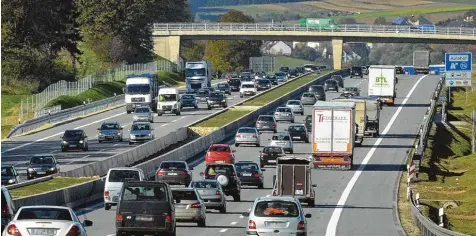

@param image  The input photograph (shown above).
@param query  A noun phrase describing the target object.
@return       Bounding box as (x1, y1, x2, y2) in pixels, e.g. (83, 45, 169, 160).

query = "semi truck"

(312, 101, 356, 170)
(352, 97, 381, 137)
(368, 65, 396, 106)
(413, 51, 430, 74)
(299, 18, 340, 30)
(124, 74, 160, 113)
(333, 98, 367, 146)
(185, 61, 212, 91)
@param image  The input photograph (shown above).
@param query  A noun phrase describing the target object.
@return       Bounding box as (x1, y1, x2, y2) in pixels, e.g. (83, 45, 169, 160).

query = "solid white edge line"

(324, 75, 428, 236)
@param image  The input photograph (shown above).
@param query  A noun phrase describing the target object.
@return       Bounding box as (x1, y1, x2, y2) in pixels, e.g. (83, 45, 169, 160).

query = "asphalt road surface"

(74, 74, 441, 236)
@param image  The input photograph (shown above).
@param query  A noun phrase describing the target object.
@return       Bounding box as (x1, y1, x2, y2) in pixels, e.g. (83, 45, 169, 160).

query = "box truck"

(368, 65, 396, 106)
(413, 51, 430, 74)
(124, 74, 160, 113)
(312, 101, 356, 170)
(299, 18, 340, 30)
(351, 97, 381, 137)
(332, 98, 366, 146)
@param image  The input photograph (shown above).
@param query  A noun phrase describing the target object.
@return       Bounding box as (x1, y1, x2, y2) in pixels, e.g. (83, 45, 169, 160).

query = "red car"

(205, 144, 235, 164)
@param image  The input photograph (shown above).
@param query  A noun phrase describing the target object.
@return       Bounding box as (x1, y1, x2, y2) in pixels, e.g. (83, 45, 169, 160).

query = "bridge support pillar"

(332, 38, 343, 70)
(153, 36, 181, 64)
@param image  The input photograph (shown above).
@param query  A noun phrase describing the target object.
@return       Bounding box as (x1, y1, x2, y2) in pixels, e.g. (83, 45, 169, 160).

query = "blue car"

(180, 94, 198, 108)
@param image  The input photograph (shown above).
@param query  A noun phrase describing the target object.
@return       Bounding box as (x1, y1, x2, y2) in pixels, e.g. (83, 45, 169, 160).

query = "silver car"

(286, 100, 304, 115)
(243, 196, 311, 236)
(128, 122, 154, 145)
(235, 127, 260, 147)
(172, 188, 207, 227)
(133, 106, 153, 123)
(255, 115, 277, 133)
(97, 122, 123, 142)
(269, 132, 294, 154)
(190, 180, 226, 213)
(300, 92, 317, 105)
(274, 107, 295, 123)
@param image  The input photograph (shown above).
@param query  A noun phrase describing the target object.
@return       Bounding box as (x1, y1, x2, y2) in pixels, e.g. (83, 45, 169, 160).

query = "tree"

(182, 40, 206, 61)
(338, 17, 357, 25)
(291, 46, 318, 61)
(205, 10, 262, 72)
(374, 17, 387, 25)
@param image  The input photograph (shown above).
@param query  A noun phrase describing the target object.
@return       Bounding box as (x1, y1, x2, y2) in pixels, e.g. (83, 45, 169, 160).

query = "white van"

(157, 88, 182, 116)
(104, 167, 145, 210)
(240, 81, 257, 98)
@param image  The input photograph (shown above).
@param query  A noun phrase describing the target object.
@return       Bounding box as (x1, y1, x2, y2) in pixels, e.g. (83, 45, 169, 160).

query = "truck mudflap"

(364, 120, 379, 137)
(313, 155, 352, 170)
(380, 97, 394, 106)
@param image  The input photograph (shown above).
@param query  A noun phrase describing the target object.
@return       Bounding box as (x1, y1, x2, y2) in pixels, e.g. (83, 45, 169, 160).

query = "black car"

(280, 67, 290, 73)
(216, 83, 231, 95)
(26, 154, 60, 179)
(304, 115, 312, 131)
(196, 89, 210, 103)
(207, 92, 227, 110)
(286, 124, 309, 142)
(156, 161, 193, 186)
(1, 187, 16, 232)
(266, 75, 278, 85)
(259, 146, 286, 168)
(1, 165, 19, 185)
(116, 181, 176, 236)
(324, 80, 339, 92)
(396, 66, 405, 74)
(239, 72, 252, 80)
(61, 129, 88, 151)
(330, 75, 344, 87)
(350, 66, 363, 78)
(202, 164, 241, 201)
(256, 79, 271, 91)
(308, 85, 326, 101)
(228, 78, 241, 92)
(287, 69, 298, 78)
(295, 67, 305, 75)
(234, 161, 265, 189)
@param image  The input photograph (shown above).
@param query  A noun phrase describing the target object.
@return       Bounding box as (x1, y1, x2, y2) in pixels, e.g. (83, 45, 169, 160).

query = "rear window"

(263, 147, 283, 153)
(209, 146, 230, 152)
(258, 80, 268, 84)
(254, 201, 299, 217)
(242, 84, 254, 88)
(310, 86, 324, 92)
(135, 108, 149, 113)
(210, 93, 223, 98)
(288, 125, 306, 132)
(302, 93, 314, 97)
(131, 123, 150, 131)
(287, 101, 300, 105)
(121, 185, 167, 201)
(101, 123, 120, 129)
(192, 181, 217, 189)
(258, 116, 274, 121)
(160, 162, 186, 170)
(172, 190, 198, 201)
(272, 135, 290, 141)
(108, 170, 140, 182)
(230, 79, 241, 83)
(238, 128, 256, 133)
(276, 108, 291, 112)
(17, 208, 72, 221)
(275, 72, 284, 76)
(64, 130, 82, 138)
(197, 90, 209, 96)
(235, 162, 259, 172)
(182, 95, 194, 100)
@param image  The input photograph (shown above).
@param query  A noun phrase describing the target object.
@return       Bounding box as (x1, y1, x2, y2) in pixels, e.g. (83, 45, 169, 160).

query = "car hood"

(100, 130, 120, 135)
(134, 112, 150, 116)
(130, 130, 152, 135)
(181, 98, 195, 102)
(159, 101, 178, 106)
(63, 137, 82, 142)
(29, 164, 55, 169)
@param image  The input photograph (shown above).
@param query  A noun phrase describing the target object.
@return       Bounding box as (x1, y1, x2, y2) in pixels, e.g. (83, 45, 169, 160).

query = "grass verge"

(9, 177, 99, 199)
(274, 56, 316, 71)
(158, 71, 185, 87)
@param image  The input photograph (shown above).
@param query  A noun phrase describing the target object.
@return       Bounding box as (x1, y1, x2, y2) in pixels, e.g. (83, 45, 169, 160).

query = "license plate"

(69, 145, 76, 147)
(30, 228, 56, 235)
(136, 216, 153, 221)
(268, 222, 287, 227)
(263, 126, 270, 128)
(37, 171, 46, 175)
(277, 142, 286, 145)
(215, 161, 225, 163)
(168, 173, 178, 175)
(295, 189, 304, 195)
(293, 136, 300, 139)
(268, 160, 276, 163)
(286, 114, 291, 116)
(242, 173, 252, 176)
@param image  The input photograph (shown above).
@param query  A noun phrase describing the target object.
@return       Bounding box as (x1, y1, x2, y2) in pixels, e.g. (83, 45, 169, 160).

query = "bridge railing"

(152, 23, 476, 36)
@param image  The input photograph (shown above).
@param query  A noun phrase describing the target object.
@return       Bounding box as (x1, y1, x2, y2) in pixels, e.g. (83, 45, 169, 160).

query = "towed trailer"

(351, 96, 381, 137)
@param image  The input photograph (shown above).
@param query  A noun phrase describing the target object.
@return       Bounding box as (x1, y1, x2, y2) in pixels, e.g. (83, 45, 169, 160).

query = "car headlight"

(98, 133, 103, 136)
(130, 134, 135, 139)
(117, 132, 121, 135)
(222, 100, 226, 102)
(148, 133, 151, 136)
(79, 140, 84, 144)
(173, 104, 177, 108)
(133, 116, 138, 120)
(49, 167, 56, 171)
(27, 168, 34, 172)
(62, 141, 67, 144)
(8, 179, 15, 184)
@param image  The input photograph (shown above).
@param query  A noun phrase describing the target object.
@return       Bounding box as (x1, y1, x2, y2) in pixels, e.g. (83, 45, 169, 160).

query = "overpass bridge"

(152, 23, 476, 69)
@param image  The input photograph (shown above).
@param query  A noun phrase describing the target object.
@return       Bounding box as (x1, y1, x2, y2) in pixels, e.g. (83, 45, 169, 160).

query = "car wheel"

(176, 110, 181, 116)
(207, 106, 211, 110)
(255, 143, 260, 147)
(289, 150, 293, 154)
(105, 204, 111, 210)
(233, 193, 241, 202)
(83, 146, 88, 151)
(61, 148, 67, 152)
(194, 105, 198, 109)
(291, 119, 294, 123)
(98, 140, 103, 143)
(197, 218, 206, 227)
(305, 138, 309, 143)
(273, 130, 277, 133)
(120, 137, 123, 142)
(258, 183, 264, 189)
(219, 204, 227, 213)
(240, 95, 243, 98)
(308, 198, 315, 207)
(157, 113, 163, 116)
(235, 143, 239, 147)
(301, 112, 304, 115)
(260, 163, 264, 168)
(129, 142, 133, 145)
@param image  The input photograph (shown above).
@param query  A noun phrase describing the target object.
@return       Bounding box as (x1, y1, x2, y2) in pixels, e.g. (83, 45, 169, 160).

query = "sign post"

(445, 52, 473, 88)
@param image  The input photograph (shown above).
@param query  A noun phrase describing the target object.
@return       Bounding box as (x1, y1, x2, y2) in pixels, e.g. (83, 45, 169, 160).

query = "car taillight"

(297, 221, 306, 230)
(253, 172, 260, 178)
(179, 171, 188, 175)
(65, 225, 80, 236)
(104, 191, 109, 197)
(7, 224, 22, 236)
(248, 220, 257, 230)
(191, 203, 201, 208)
(272, 190, 277, 196)
(116, 214, 123, 221)
(165, 214, 172, 222)
(344, 156, 350, 162)
(314, 156, 321, 162)
(216, 190, 221, 195)
(274, 113, 279, 116)
(310, 190, 315, 198)
(157, 169, 166, 176)
(256, 121, 260, 125)
(262, 152, 268, 156)
(272, 122, 276, 126)
(252, 135, 257, 138)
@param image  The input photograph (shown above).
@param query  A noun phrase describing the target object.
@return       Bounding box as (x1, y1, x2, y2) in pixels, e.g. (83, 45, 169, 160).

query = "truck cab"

(124, 74, 159, 114)
(157, 88, 181, 116)
(185, 61, 212, 91)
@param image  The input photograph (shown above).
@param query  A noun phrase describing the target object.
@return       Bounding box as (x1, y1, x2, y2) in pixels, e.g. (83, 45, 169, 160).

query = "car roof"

(210, 144, 230, 147)
(171, 187, 195, 191)
(242, 81, 254, 84)
(108, 167, 141, 171)
(238, 127, 256, 130)
(161, 160, 186, 163)
(32, 154, 54, 158)
(287, 100, 301, 102)
(256, 196, 298, 202)
(235, 161, 257, 164)
(131, 121, 151, 125)
(1, 164, 14, 168)
(273, 132, 290, 136)
(65, 129, 82, 132)
(19, 205, 72, 210)
(102, 121, 120, 125)
(206, 163, 234, 167)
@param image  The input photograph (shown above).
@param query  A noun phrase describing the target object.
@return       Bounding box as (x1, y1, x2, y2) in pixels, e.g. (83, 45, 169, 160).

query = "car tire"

(219, 204, 227, 213)
(83, 146, 88, 151)
(233, 193, 241, 202)
(272, 175, 276, 188)
(207, 106, 211, 110)
(120, 137, 123, 142)
(98, 140, 102, 143)
(255, 143, 260, 147)
(273, 130, 277, 133)
(258, 183, 264, 189)
(235, 143, 239, 147)
(105, 204, 111, 210)
(301, 112, 304, 115)
(260, 163, 264, 168)
(157, 113, 163, 116)
(305, 138, 309, 143)
(291, 119, 294, 123)
(289, 150, 293, 154)
(194, 105, 198, 109)
(176, 110, 181, 116)
(198, 218, 206, 227)
(127, 111, 131, 114)
(308, 199, 315, 207)
(129, 142, 133, 145)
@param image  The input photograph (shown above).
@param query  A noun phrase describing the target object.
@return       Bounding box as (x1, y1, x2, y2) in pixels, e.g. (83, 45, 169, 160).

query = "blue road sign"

(445, 52, 472, 72)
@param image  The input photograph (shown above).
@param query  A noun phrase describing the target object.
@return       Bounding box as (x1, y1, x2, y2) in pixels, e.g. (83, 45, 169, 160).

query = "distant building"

(292, 42, 321, 49)
(261, 41, 292, 56)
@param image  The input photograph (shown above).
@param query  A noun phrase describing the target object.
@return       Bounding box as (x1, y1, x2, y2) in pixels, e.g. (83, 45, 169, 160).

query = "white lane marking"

(171, 116, 186, 123)
(161, 124, 168, 127)
(66, 155, 90, 165)
(113, 144, 119, 146)
(2, 112, 127, 153)
(231, 222, 237, 225)
(219, 229, 228, 233)
(49, 150, 58, 154)
(239, 215, 244, 219)
(325, 75, 428, 236)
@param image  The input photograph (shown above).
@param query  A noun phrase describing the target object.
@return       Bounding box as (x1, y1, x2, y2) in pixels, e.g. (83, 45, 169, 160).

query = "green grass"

(274, 56, 316, 72)
(243, 71, 327, 106)
(158, 71, 185, 87)
(192, 110, 252, 128)
(9, 177, 99, 199)
(344, 5, 476, 20)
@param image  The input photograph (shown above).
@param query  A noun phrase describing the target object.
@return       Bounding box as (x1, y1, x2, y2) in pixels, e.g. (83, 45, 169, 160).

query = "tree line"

(189, 0, 313, 10)
(2, 0, 190, 92)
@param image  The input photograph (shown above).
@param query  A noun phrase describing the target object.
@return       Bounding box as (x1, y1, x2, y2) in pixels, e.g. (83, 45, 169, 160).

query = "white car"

(240, 81, 257, 98)
(2, 206, 92, 236)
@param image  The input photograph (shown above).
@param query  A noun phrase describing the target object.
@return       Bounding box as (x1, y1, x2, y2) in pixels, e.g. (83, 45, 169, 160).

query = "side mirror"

(25, 162, 29, 165)
(232, 150, 236, 153)
(189, 167, 194, 170)
(128, 129, 131, 132)
(242, 212, 250, 217)
(83, 220, 93, 227)
(259, 150, 262, 153)
(312, 184, 317, 187)
(268, 139, 271, 141)
(84, 136, 88, 138)
(261, 169, 266, 171)
(60, 136, 63, 139)
(259, 132, 262, 135)
(305, 213, 312, 218)
(120, 127, 123, 130)
(284, 129, 287, 131)
(97, 128, 100, 130)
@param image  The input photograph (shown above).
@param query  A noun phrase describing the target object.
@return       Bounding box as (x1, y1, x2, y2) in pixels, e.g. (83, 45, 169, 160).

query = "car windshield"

(327, 80, 337, 85)
(135, 108, 150, 113)
(209, 146, 230, 152)
(1, 167, 14, 176)
(186, 68, 206, 77)
(197, 90, 209, 96)
(258, 116, 274, 121)
(281, 67, 289, 71)
(205, 165, 234, 175)
(345, 88, 357, 91)
(276, 108, 291, 113)
(302, 93, 314, 97)
(108, 170, 140, 182)
(192, 181, 217, 189)
(287, 101, 300, 105)
(159, 94, 177, 102)
(17, 208, 72, 221)
(235, 162, 259, 172)
(331, 76, 342, 80)
(217, 84, 228, 88)
(304, 65, 313, 68)
(242, 84, 254, 88)
(352, 67, 361, 71)
(254, 201, 299, 217)
(288, 125, 305, 132)
(182, 95, 194, 100)
(275, 72, 284, 76)
(131, 123, 150, 131)
(263, 147, 284, 154)
(64, 130, 82, 138)
(310, 86, 324, 92)
(121, 184, 167, 201)
(258, 80, 268, 84)
(101, 123, 120, 130)
(160, 162, 186, 170)
(272, 135, 290, 141)
(172, 190, 198, 201)
(230, 79, 240, 84)
(241, 73, 251, 77)
(30, 156, 54, 165)
(238, 128, 256, 133)
(210, 93, 223, 99)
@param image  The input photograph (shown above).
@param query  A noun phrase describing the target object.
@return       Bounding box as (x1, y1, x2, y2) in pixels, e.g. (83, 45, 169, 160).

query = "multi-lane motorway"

(73, 74, 440, 236)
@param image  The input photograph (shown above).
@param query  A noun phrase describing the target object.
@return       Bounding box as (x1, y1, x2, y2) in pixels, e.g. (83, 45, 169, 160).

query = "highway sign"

(439, 96, 447, 101)
(445, 52, 472, 87)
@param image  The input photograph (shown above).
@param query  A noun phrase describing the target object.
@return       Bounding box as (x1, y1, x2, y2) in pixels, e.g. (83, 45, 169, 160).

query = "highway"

(75, 74, 441, 236)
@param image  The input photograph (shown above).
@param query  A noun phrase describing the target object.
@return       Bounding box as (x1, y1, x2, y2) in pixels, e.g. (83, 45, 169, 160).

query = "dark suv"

(351, 66, 363, 78)
(116, 181, 176, 236)
(61, 129, 88, 151)
(324, 80, 339, 92)
(228, 79, 241, 92)
(207, 92, 227, 110)
(26, 154, 60, 179)
(156, 161, 193, 186)
(1, 187, 16, 232)
(308, 85, 326, 101)
(201, 164, 241, 201)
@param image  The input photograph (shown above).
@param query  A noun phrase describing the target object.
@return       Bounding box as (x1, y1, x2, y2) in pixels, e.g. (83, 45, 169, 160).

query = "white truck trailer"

(124, 74, 160, 113)
(368, 65, 396, 106)
(312, 101, 356, 170)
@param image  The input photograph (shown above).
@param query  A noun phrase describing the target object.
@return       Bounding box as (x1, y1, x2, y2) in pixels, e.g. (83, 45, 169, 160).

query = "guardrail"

(401, 77, 470, 236)
(152, 23, 476, 36)
(11, 69, 347, 208)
